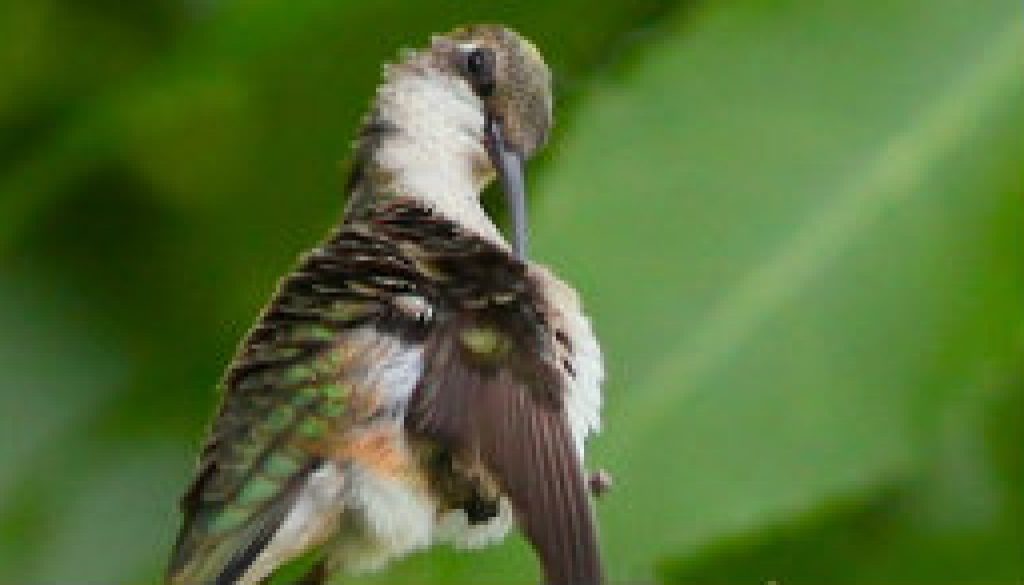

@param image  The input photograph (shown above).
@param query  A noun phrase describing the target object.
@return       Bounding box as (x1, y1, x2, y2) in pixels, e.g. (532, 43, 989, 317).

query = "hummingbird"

(167, 25, 605, 585)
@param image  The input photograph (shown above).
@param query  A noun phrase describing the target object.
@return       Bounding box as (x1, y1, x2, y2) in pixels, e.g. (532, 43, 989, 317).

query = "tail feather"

(167, 493, 295, 585)
(167, 467, 312, 585)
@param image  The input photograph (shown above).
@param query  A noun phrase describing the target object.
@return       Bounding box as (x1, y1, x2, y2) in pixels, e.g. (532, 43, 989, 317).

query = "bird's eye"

(462, 47, 496, 97)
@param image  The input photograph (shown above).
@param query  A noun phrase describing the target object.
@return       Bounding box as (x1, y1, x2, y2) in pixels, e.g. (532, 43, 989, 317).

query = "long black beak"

(484, 113, 528, 260)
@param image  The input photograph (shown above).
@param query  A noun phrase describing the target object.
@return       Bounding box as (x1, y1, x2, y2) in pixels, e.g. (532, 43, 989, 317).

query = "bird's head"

(430, 26, 552, 260)
(361, 26, 552, 260)
(434, 25, 553, 161)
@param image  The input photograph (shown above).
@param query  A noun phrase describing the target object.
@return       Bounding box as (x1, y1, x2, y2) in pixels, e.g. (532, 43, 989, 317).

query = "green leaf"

(530, 0, 1024, 580)
(661, 369, 1024, 583)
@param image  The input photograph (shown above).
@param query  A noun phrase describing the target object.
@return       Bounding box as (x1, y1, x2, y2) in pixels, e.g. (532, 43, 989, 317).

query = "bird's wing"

(407, 316, 603, 585)
(167, 210, 430, 585)
(392, 207, 603, 584)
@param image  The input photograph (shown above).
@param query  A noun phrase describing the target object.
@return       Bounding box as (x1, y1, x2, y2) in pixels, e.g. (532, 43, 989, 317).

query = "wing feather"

(168, 458, 318, 585)
(169, 214, 422, 584)
(408, 321, 603, 585)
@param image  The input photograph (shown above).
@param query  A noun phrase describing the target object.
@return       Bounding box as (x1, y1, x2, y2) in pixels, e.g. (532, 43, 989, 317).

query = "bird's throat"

(346, 66, 507, 249)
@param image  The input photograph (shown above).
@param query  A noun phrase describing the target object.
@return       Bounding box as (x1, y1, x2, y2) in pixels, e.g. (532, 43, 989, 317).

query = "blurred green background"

(2, 0, 1023, 583)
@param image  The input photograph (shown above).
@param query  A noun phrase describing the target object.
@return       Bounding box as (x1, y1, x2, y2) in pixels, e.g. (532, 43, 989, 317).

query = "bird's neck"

(346, 65, 507, 248)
